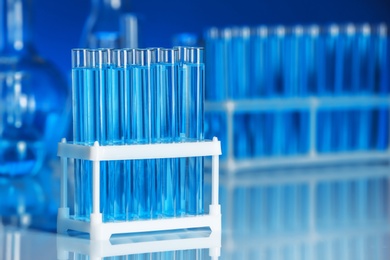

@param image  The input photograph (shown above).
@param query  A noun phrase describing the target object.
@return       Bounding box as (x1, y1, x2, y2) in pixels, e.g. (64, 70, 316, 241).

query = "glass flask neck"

(91, 0, 131, 15)
(0, 0, 34, 56)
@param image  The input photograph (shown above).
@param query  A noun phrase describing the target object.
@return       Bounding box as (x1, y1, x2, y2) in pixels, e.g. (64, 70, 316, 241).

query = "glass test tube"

(249, 26, 268, 97)
(267, 25, 286, 96)
(230, 27, 250, 99)
(204, 27, 228, 101)
(113, 48, 138, 220)
(338, 23, 357, 94)
(176, 46, 205, 215)
(71, 48, 111, 221)
(372, 24, 388, 94)
(71, 49, 92, 221)
(318, 24, 339, 95)
(156, 48, 178, 217)
(248, 27, 267, 159)
(131, 48, 157, 219)
(304, 25, 321, 95)
(284, 25, 305, 97)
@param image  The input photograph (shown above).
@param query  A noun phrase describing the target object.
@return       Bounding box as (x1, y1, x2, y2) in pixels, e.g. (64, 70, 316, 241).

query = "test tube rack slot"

(57, 137, 222, 241)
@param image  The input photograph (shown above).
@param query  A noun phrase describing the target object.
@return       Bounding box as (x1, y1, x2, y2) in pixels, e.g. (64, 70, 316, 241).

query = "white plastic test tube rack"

(57, 229, 221, 260)
(206, 95, 390, 171)
(57, 137, 222, 241)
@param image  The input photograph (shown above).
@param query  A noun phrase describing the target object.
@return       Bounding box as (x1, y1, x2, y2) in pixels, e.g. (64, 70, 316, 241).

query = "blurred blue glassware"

(0, 0, 70, 177)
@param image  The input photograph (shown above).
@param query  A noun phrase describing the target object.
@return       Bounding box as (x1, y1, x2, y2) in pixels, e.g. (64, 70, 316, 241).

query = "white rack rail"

(205, 96, 390, 171)
(57, 137, 222, 240)
(57, 229, 221, 259)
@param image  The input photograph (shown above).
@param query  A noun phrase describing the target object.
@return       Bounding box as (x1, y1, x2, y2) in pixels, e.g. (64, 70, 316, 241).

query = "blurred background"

(33, 0, 390, 77)
(1, 0, 390, 259)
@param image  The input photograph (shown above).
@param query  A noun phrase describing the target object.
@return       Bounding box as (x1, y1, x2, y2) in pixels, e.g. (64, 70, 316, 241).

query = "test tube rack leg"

(57, 137, 222, 241)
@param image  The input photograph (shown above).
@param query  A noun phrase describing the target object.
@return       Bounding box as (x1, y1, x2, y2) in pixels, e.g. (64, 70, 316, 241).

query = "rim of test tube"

(253, 25, 268, 38)
(85, 48, 111, 68)
(174, 46, 204, 64)
(72, 48, 88, 68)
(134, 48, 157, 66)
(157, 48, 179, 64)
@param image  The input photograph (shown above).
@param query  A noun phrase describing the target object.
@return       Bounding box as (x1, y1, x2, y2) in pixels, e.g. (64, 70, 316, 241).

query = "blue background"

(32, 0, 390, 78)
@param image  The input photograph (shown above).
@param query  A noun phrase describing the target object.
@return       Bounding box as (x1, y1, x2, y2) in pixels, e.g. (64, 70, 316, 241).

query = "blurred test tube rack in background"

(203, 23, 390, 171)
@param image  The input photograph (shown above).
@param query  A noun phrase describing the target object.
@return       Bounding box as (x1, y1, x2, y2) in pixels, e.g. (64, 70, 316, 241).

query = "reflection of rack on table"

(57, 137, 222, 241)
(57, 229, 221, 260)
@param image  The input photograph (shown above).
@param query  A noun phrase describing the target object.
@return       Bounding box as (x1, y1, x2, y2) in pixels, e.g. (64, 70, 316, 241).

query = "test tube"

(264, 111, 274, 156)
(267, 25, 286, 96)
(90, 49, 112, 221)
(250, 112, 265, 158)
(72, 49, 90, 221)
(284, 25, 305, 96)
(303, 25, 320, 95)
(176, 46, 205, 215)
(230, 26, 251, 99)
(233, 113, 250, 159)
(131, 48, 157, 219)
(220, 28, 234, 100)
(114, 49, 137, 220)
(372, 24, 388, 94)
(316, 109, 333, 153)
(339, 23, 357, 94)
(249, 26, 268, 97)
(156, 48, 179, 217)
(204, 27, 228, 101)
(318, 24, 340, 95)
(355, 24, 373, 94)
(108, 49, 129, 221)
(72, 49, 111, 221)
(272, 110, 285, 156)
